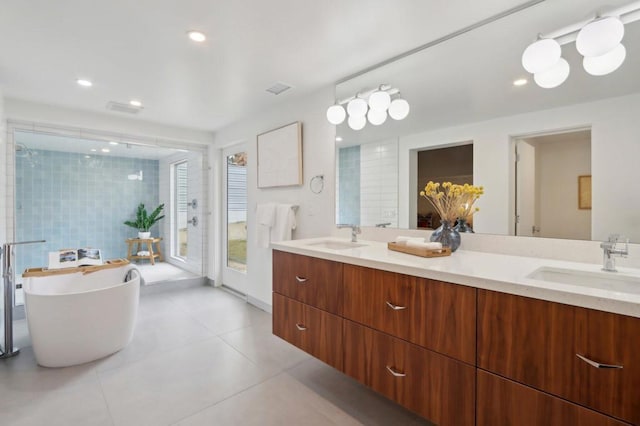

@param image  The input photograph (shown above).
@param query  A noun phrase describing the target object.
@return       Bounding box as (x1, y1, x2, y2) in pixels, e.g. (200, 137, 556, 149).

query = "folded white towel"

(395, 236, 425, 245)
(137, 251, 150, 256)
(406, 241, 443, 250)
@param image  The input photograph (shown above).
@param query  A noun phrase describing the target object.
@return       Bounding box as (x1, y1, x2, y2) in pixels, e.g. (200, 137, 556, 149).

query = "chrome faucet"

(337, 224, 361, 242)
(375, 222, 392, 228)
(600, 234, 628, 272)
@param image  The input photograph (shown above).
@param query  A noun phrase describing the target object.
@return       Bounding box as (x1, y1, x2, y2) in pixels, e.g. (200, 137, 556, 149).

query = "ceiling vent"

(106, 101, 143, 114)
(266, 82, 292, 95)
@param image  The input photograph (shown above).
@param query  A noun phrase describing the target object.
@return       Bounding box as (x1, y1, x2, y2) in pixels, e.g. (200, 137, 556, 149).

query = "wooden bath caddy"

(387, 242, 451, 258)
(22, 258, 130, 277)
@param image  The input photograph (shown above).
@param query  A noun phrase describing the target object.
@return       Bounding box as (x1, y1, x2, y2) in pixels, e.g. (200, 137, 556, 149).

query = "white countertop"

(271, 237, 640, 318)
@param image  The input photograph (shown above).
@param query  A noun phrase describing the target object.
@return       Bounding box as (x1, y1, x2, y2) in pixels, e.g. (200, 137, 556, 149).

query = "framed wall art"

(257, 121, 302, 188)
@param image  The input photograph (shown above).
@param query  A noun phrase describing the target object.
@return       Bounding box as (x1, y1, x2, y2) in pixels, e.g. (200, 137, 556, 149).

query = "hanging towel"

(271, 204, 297, 243)
(256, 203, 277, 248)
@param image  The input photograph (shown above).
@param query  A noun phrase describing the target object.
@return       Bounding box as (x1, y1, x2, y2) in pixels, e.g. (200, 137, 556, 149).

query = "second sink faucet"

(337, 224, 361, 242)
(600, 234, 628, 272)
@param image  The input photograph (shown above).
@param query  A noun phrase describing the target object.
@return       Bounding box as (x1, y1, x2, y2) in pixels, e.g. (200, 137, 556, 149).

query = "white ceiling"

(0, 0, 537, 132)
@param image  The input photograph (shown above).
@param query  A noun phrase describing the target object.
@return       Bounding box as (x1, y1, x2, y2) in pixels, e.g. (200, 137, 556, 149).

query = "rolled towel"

(137, 250, 150, 256)
(406, 240, 443, 250)
(395, 236, 426, 245)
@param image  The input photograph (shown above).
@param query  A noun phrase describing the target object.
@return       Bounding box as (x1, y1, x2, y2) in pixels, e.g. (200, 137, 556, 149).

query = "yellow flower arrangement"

(420, 181, 484, 223)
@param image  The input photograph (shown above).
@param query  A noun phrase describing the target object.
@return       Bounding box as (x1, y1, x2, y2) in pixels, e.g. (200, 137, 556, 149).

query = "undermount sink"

(527, 266, 640, 295)
(306, 240, 367, 250)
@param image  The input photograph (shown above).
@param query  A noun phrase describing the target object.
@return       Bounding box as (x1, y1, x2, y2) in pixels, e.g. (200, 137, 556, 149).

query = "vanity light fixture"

(187, 30, 206, 42)
(326, 84, 410, 130)
(521, 1, 640, 88)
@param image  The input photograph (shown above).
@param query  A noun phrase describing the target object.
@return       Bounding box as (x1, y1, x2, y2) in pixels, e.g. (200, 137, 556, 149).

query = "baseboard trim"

(247, 295, 272, 314)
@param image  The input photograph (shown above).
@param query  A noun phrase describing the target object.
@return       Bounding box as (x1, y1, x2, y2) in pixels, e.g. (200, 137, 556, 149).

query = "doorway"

(514, 129, 592, 240)
(7, 122, 209, 300)
(221, 144, 248, 294)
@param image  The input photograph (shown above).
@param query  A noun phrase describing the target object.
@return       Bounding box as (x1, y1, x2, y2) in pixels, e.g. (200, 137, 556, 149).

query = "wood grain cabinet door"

(343, 320, 475, 426)
(272, 250, 343, 314)
(272, 293, 343, 370)
(343, 264, 476, 364)
(477, 370, 631, 426)
(477, 290, 640, 425)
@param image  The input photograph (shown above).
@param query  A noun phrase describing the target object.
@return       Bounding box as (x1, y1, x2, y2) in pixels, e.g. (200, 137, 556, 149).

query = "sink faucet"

(600, 234, 628, 272)
(337, 224, 361, 242)
(375, 222, 392, 228)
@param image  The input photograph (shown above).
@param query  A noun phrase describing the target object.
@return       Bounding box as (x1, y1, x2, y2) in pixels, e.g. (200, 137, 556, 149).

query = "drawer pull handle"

(385, 301, 407, 311)
(295, 276, 308, 283)
(386, 366, 406, 377)
(296, 323, 307, 331)
(576, 353, 623, 369)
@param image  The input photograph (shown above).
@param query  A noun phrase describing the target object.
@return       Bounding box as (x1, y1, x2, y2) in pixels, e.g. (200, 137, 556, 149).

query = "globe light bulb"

(346, 98, 368, 117)
(348, 115, 366, 130)
(368, 90, 391, 111)
(583, 43, 626, 76)
(521, 38, 562, 74)
(388, 98, 410, 120)
(326, 104, 346, 125)
(367, 109, 387, 126)
(533, 57, 570, 88)
(576, 16, 624, 57)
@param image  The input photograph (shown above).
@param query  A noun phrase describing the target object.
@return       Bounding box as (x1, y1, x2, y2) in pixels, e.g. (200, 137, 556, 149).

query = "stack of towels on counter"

(394, 236, 443, 250)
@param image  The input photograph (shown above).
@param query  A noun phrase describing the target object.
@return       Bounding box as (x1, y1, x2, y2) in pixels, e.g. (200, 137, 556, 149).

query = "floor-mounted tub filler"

(22, 261, 140, 367)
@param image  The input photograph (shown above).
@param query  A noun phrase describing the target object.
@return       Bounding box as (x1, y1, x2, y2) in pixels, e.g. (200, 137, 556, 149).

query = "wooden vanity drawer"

(343, 264, 476, 364)
(272, 250, 343, 314)
(477, 370, 630, 426)
(477, 290, 640, 425)
(343, 320, 475, 426)
(272, 293, 343, 370)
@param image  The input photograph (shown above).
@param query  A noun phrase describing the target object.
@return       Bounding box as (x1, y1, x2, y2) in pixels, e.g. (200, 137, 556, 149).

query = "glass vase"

(429, 220, 461, 252)
(454, 218, 474, 233)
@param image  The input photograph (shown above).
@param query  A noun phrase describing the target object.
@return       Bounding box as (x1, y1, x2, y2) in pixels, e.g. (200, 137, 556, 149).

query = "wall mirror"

(334, 0, 640, 243)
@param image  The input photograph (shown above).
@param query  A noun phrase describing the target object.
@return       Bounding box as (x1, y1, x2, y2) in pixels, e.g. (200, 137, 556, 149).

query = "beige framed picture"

(257, 121, 302, 188)
(578, 175, 591, 210)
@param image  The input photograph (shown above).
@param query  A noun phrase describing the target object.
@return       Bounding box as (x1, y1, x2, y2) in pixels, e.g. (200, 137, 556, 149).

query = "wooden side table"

(126, 237, 163, 265)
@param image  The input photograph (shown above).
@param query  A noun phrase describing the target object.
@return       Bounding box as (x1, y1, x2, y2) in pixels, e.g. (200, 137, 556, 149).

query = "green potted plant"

(124, 203, 165, 239)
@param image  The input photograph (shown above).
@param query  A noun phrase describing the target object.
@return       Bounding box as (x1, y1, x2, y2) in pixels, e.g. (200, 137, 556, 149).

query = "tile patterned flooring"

(1, 286, 430, 426)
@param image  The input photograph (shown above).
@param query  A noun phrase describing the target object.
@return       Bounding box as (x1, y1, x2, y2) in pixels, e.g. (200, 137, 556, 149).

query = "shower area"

(7, 124, 208, 305)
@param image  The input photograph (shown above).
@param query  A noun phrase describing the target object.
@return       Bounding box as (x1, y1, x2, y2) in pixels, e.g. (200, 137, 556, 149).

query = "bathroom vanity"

(271, 238, 640, 426)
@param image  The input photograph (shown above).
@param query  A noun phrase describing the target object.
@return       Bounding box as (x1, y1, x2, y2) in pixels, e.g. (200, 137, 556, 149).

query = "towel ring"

(310, 175, 324, 194)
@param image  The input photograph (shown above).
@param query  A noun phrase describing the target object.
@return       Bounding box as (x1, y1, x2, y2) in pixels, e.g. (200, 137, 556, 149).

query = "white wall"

(537, 137, 591, 240)
(212, 87, 336, 307)
(398, 93, 640, 242)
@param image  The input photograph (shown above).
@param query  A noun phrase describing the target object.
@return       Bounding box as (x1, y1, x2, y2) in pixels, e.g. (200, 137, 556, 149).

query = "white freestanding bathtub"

(23, 264, 140, 367)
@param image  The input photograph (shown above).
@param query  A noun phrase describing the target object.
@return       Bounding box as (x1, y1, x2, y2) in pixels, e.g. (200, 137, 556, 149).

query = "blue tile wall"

(15, 150, 160, 273)
(338, 146, 360, 225)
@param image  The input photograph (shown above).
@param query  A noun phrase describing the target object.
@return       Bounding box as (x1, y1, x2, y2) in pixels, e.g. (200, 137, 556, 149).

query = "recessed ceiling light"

(90, 148, 97, 152)
(109, 141, 119, 145)
(77, 79, 93, 87)
(335, 136, 343, 142)
(187, 30, 206, 42)
(129, 100, 142, 107)
(101, 148, 110, 153)
(513, 78, 528, 86)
